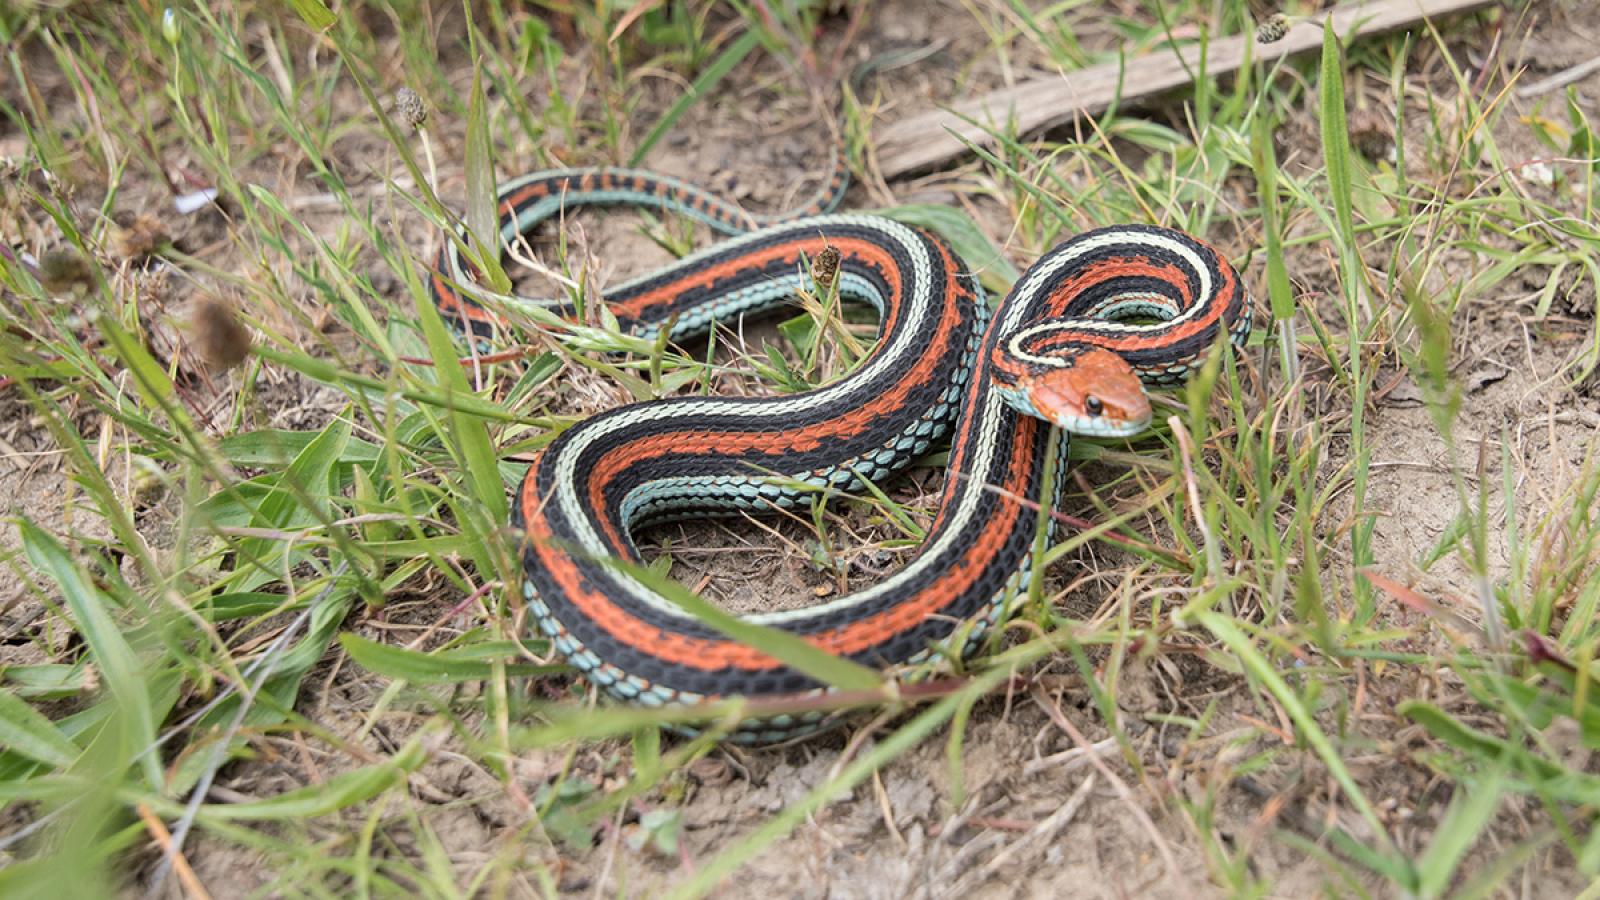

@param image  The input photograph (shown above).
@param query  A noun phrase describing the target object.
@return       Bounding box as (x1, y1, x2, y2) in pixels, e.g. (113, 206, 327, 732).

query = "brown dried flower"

(191, 296, 253, 372)
(108, 213, 169, 261)
(810, 245, 841, 296)
(396, 87, 427, 131)
(1257, 14, 1290, 44)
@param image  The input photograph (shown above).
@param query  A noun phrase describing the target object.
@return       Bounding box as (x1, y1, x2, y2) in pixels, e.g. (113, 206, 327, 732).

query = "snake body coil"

(430, 163, 1249, 742)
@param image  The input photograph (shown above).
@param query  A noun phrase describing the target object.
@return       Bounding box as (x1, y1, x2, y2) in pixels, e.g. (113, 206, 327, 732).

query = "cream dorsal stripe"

(1003, 229, 1214, 368)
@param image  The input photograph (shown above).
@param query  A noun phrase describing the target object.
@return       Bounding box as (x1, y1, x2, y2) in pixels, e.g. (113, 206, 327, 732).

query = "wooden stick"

(875, 0, 1495, 177)
(136, 803, 214, 900)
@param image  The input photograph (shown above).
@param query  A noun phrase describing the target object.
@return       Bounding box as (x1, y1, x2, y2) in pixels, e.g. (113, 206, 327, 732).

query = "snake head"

(1020, 348, 1151, 438)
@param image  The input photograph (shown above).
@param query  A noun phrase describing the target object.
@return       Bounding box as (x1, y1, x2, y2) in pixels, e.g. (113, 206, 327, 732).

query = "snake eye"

(1085, 395, 1103, 417)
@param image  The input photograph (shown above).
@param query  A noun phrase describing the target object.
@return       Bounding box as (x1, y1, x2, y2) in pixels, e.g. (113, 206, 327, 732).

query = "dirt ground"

(3, 0, 1599, 896)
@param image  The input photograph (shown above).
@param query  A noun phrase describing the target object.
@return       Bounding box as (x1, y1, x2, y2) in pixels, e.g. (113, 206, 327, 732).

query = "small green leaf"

(533, 777, 599, 848)
(200, 592, 295, 621)
(1, 663, 92, 700)
(285, 0, 335, 31)
(254, 416, 350, 528)
(230, 416, 351, 592)
(880, 204, 1019, 294)
(516, 18, 561, 75)
(1400, 701, 1511, 760)
(218, 430, 381, 468)
(1567, 89, 1599, 172)
(630, 808, 682, 856)
(777, 314, 820, 357)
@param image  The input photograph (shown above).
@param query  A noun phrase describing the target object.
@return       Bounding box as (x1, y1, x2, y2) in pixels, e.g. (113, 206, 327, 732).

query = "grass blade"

(19, 521, 160, 787)
(630, 30, 760, 166)
(1193, 610, 1399, 865)
(593, 554, 884, 692)
(339, 634, 566, 684)
(284, 0, 334, 31)
(881, 203, 1019, 293)
(1319, 18, 1356, 252)
(0, 690, 79, 769)
(463, 61, 511, 294)
(182, 734, 427, 822)
(1415, 765, 1507, 898)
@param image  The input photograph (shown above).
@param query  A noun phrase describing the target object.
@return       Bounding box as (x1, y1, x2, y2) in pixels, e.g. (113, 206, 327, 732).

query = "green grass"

(2, 0, 1598, 896)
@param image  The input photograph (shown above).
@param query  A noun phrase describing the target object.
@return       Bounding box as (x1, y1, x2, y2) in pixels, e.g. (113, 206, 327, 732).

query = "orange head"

(1018, 348, 1151, 438)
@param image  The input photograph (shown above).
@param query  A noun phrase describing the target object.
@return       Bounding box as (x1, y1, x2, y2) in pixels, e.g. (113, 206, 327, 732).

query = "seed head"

(36, 247, 97, 295)
(108, 213, 170, 260)
(1257, 14, 1290, 44)
(396, 87, 427, 131)
(192, 296, 253, 372)
(810, 245, 841, 296)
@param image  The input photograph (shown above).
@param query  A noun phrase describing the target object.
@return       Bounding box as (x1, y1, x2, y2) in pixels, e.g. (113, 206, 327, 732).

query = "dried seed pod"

(396, 87, 427, 131)
(36, 247, 98, 295)
(1257, 14, 1290, 44)
(810, 245, 841, 296)
(107, 213, 169, 260)
(192, 296, 253, 372)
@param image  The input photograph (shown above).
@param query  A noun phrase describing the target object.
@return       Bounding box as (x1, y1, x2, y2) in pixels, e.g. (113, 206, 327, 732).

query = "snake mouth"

(1022, 348, 1152, 438)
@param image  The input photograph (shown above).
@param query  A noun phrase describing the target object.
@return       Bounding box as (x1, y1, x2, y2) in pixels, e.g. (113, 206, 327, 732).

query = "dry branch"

(875, 0, 1495, 177)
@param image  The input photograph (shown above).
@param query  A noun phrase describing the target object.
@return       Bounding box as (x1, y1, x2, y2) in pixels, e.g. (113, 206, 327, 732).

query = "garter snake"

(428, 136, 1250, 743)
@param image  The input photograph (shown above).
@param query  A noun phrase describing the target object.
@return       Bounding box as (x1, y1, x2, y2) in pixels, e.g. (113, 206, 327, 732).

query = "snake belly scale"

(429, 164, 1250, 743)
